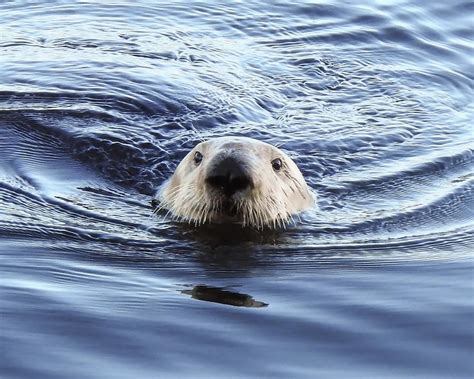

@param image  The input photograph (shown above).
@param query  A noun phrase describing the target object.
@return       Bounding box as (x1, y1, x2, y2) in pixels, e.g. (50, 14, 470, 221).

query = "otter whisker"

(194, 192, 209, 226)
(248, 198, 258, 229)
(186, 189, 203, 221)
(254, 197, 265, 230)
(195, 195, 208, 226)
(154, 182, 189, 217)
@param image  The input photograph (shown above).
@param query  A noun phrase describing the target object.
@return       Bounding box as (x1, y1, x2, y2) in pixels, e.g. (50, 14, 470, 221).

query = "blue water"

(1, 1, 473, 378)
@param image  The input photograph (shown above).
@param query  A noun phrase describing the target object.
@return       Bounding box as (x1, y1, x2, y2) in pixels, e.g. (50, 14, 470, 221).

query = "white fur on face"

(156, 137, 314, 229)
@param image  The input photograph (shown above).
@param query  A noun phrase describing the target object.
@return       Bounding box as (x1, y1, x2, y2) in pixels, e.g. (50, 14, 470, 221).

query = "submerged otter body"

(156, 136, 314, 229)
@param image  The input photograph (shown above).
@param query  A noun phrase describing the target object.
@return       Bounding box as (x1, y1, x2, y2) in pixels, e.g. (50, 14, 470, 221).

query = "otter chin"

(155, 136, 314, 229)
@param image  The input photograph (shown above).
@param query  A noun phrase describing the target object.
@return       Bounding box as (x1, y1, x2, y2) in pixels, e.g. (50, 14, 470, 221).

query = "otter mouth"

(219, 199, 242, 218)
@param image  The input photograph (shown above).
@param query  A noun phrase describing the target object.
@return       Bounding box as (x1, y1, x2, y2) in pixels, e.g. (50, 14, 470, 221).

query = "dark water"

(1, 1, 473, 378)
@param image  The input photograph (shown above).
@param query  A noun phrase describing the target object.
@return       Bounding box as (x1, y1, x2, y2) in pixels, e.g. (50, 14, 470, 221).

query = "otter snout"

(205, 156, 253, 197)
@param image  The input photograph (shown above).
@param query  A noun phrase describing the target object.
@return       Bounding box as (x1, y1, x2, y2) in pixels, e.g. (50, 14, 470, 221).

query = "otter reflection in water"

(181, 285, 268, 308)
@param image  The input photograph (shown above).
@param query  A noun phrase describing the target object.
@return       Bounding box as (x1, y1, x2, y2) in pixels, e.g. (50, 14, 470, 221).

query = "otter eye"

(271, 158, 282, 171)
(193, 151, 203, 165)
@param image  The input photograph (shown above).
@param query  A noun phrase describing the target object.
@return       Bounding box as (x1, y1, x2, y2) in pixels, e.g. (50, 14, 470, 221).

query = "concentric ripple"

(0, 0, 472, 262)
(1, 2, 473, 379)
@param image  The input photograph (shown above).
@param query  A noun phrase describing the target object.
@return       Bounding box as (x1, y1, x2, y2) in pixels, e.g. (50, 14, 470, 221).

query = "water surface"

(1, 1, 473, 378)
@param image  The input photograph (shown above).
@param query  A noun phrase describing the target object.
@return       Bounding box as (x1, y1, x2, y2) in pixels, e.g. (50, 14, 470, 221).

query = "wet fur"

(155, 137, 313, 229)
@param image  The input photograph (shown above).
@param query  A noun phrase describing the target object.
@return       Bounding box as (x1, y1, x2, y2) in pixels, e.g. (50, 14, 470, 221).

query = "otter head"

(156, 136, 314, 229)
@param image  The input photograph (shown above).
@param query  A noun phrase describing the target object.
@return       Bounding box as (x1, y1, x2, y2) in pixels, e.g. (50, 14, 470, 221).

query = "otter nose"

(206, 157, 252, 197)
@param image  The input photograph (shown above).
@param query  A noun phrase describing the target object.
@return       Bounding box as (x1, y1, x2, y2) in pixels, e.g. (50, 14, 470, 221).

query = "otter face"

(156, 136, 314, 229)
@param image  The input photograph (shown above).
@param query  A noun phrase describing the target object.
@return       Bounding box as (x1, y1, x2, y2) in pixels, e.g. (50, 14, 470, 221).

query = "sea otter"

(155, 136, 314, 229)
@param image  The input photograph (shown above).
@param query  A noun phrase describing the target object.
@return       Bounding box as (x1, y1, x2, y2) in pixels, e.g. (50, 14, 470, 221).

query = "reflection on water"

(181, 285, 268, 308)
(0, 0, 473, 378)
